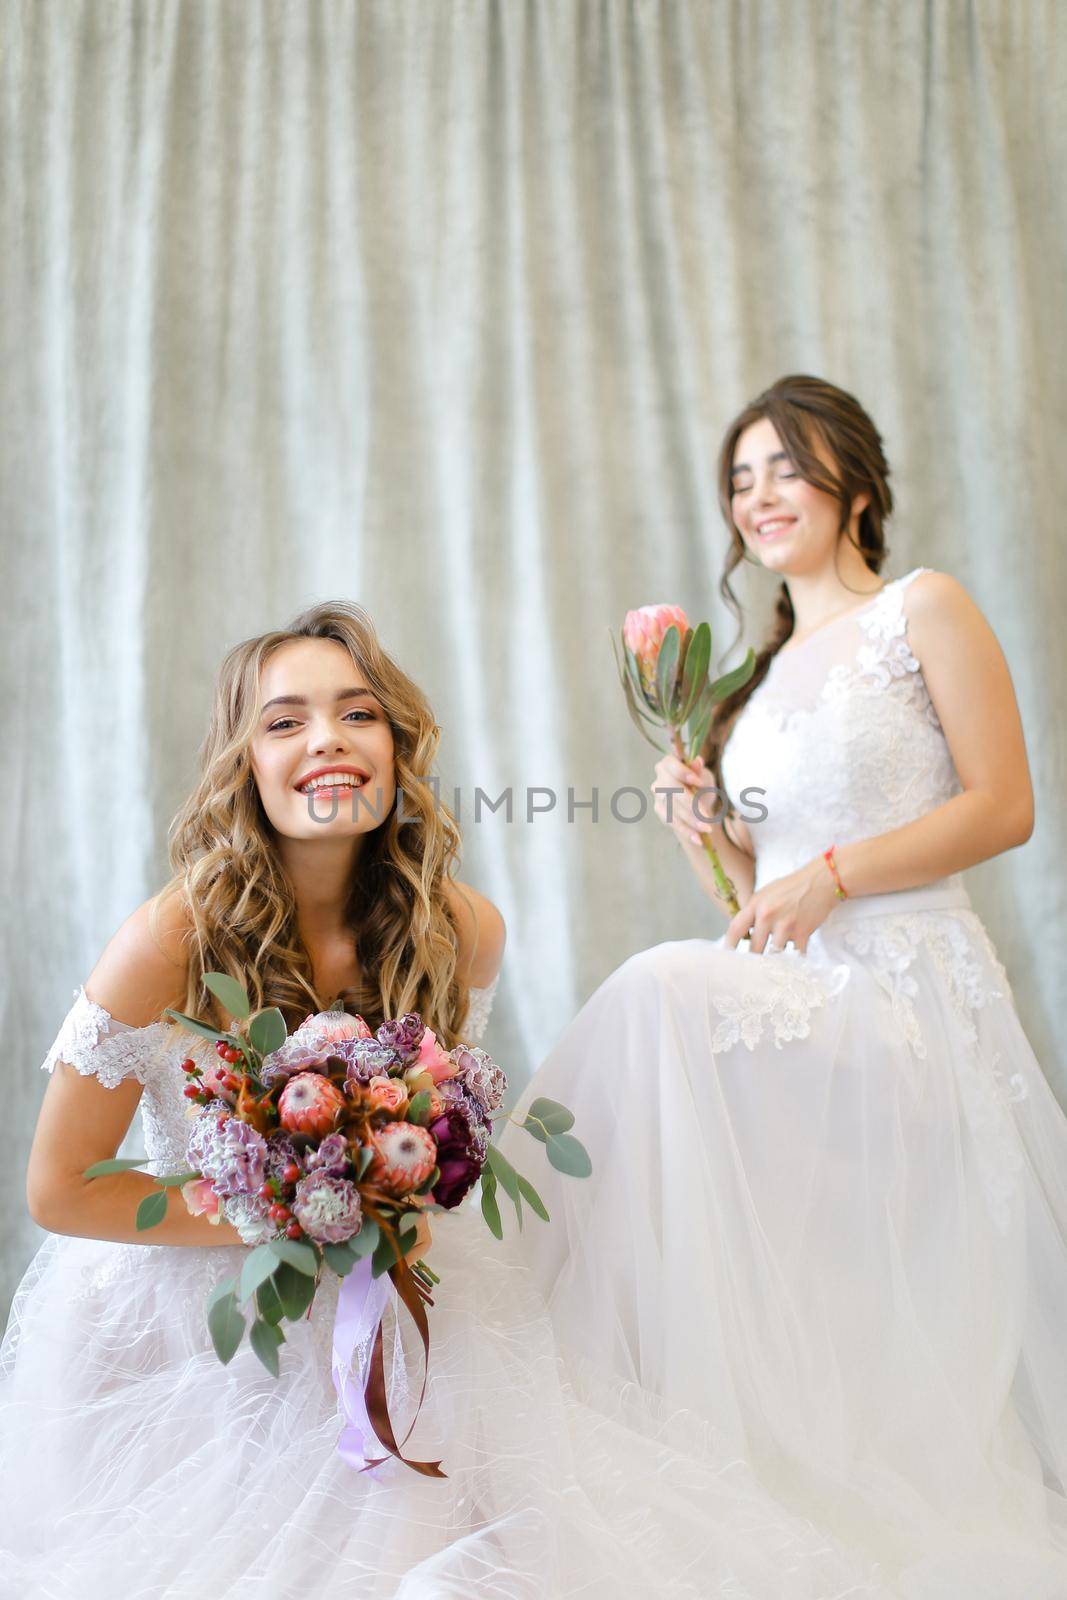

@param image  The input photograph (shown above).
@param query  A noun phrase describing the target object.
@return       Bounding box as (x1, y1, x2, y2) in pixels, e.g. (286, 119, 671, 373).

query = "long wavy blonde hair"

(152, 601, 470, 1046)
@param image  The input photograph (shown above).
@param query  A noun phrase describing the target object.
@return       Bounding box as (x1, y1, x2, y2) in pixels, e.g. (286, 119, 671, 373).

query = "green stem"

(669, 728, 741, 917)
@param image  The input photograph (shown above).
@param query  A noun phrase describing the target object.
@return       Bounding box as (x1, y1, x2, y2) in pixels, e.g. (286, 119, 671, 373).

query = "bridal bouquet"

(85, 972, 588, 1477)
(613, 604, 755, 916)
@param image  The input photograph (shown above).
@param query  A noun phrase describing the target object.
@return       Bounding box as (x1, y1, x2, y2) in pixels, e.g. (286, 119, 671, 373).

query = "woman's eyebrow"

(261, 687, 374, 715)
(730, 450, 789, 480)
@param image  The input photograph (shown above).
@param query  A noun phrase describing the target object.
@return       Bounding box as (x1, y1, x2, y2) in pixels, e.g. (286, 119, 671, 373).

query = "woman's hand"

(651, 752, 724, 847)
(402, 1211, 433, 1264)
(724, 856, 840, 954)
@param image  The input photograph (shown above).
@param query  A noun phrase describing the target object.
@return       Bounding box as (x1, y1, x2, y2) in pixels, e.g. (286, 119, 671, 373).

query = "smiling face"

(249, 638, 397, 846)
(729, 416, 869, 578)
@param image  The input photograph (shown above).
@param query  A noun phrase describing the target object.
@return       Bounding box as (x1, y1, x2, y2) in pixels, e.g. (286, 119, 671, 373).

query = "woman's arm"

(26, 891, 244, 1246)
(830, 571, 1034, 897)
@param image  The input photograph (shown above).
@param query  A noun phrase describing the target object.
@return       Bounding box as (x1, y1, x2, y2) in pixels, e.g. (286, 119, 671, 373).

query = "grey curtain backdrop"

(3, 0, 1065, 1322)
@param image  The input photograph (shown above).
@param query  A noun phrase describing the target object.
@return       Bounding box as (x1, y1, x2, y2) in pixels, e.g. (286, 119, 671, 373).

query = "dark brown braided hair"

(703, 374, 895, 846)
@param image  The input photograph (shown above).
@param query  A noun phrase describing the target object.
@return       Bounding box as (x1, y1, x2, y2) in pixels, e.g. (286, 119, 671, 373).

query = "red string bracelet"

(822, 845, 849, 900)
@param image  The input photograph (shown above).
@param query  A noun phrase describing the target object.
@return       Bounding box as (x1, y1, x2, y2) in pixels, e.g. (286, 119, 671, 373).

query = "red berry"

(182, 1084, 200, 1100)
(221, 1073, 240, 1092)
(285, 1220, 303, 1240)
(181, 1058, 198, 1075)
(214, 1040, 230, 1058)
(282, 1162, 300, 1185)
(224, 1046, 242, 1064)
(258, 1182, 274, 1200)
(269, 1203, 291, 1224)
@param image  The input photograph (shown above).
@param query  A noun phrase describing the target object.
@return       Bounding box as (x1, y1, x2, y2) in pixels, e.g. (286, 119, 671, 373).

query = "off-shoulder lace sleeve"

(40, 985, 163, 1089)
(464, 973, 500, 1043)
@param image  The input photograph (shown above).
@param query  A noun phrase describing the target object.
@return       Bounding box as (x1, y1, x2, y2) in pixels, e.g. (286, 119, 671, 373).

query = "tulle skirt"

(500, 881, 1067, 1598)
(2, 1185, 926, 1599)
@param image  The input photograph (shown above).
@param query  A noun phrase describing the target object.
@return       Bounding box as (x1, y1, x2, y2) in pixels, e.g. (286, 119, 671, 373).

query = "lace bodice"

(721, 569, 961, 891)
(40, 976, 501, 1180)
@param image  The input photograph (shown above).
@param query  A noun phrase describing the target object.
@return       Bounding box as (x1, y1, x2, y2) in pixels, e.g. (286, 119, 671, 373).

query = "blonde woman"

(0, 600, 892, 1598)
(503, 376, 1067, 1596)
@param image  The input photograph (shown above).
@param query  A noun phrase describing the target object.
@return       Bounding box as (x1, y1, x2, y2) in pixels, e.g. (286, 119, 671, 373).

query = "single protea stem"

(669, 729, 741, 917)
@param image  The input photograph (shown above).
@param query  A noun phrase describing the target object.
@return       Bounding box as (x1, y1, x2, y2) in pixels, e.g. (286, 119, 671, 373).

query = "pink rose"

(414, 1028, 458, 1085)
(278, 1072, 346, 1137)
(181, 1177, 222, 1224)
(366, 1075, 409, 1115)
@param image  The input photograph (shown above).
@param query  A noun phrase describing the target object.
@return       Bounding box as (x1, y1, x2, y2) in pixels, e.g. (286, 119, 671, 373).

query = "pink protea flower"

(181, 1177, 222, 1224)
(366, 1075, 408, 1116)
(623, 604, 690, 705)
(414, 1028, 459, 1085)
(278, 1072, 346, 1137)
(294, 1010, 374, 1047)
(366, 1122, 438, 1197)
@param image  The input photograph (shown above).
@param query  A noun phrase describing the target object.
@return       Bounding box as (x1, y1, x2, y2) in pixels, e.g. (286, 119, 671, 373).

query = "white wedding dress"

(499, 567, 1067, 1598)
(2, 976, 946, 1600)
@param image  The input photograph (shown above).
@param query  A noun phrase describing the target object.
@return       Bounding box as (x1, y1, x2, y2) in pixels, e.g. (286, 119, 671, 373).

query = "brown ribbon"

(361, 1244, 446, 1478)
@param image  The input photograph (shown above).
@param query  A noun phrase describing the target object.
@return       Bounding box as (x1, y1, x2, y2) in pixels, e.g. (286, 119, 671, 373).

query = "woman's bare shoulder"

(83, 886, 194, 1028)
(443, 880, 506, 988)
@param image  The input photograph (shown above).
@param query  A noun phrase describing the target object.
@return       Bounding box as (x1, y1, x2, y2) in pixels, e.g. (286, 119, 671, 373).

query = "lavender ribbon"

(331, 1256, 392, 1469)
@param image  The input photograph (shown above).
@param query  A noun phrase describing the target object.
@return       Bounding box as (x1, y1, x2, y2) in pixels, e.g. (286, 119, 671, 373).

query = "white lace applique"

(840, 912, 1025, 1235)
(709, 955, 850, 1056)
(464, 974, 499, 1043)
(40, 986, 166, 1089)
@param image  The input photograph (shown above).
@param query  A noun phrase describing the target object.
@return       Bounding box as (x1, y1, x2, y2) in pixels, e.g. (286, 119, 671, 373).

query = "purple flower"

(429, 1107, 485, 1210)
(305, 1131, 351, 1177)
(343, 1039, 403, 1089)
(291, 1170, 364, 1244)
(376, 1013, 426, 1062)
(223, 1193, 275, 1246)
(187, 1111, 267, 1197)
(260, 1039, 345, 1089)
(449, 1045, 507, 1115)
(264, 1134, 303, 1184)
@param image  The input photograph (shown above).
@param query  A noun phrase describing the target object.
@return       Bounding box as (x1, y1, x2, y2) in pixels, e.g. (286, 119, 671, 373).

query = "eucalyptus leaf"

(546, 1132, 593, 1179)
(516, 1173, 550, 1222)
(485, 1145, 523, 1227)
(356, 1146, 375, 1180)
(203, 972, 251, 1021)
(525, 1097, 575, 1138)
(255, 1276, 285, 1326)
(84, 1156, 151, 1177)
(323, 1241, 359, 1277)
(371, 1228, 399, 1279)
(480, 1172, 503, 1240)
(349, 1219, 380, 1259)
(239, 1243, 281, 1306)
(249, 1316, 284, 1378)
(206, 1287, 245, 1365)
(269, 1237, 319, 1277)
(248, 1008, 288, 1058)
(274, 1260, 316, 1321)
(135, 1189, 168, 1231)
(163, 1008, 233, 1043)
(155, 1169, 200, 1188)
